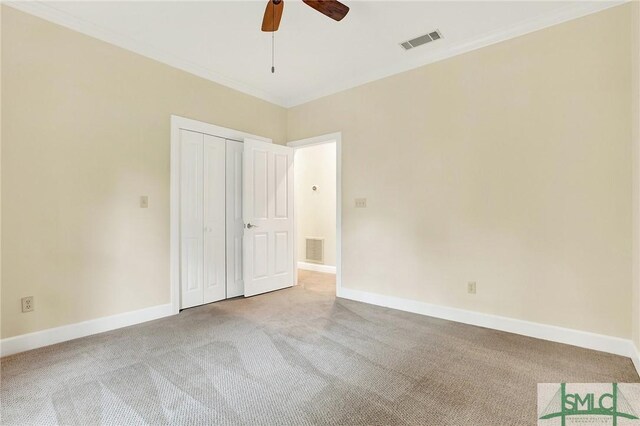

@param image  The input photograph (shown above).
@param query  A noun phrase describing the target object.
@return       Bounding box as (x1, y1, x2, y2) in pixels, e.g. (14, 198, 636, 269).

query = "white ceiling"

(10, 1, 623, 107)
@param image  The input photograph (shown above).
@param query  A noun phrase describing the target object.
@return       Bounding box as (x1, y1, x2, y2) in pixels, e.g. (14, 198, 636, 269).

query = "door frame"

(170, 115, 272, 314)
(287, 132, 342, 295)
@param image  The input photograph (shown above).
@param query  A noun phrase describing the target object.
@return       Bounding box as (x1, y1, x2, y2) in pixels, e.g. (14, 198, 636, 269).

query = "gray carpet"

(1, 270, 638, 425)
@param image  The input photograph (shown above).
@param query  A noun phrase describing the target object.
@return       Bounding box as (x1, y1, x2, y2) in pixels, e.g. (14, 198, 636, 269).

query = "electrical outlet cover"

(21, 296, 34, 312)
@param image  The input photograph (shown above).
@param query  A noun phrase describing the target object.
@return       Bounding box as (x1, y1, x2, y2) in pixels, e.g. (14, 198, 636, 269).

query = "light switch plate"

(467, 282, 477, 295)
(140, 196, 149, 208)
(355, 198, 367, 208)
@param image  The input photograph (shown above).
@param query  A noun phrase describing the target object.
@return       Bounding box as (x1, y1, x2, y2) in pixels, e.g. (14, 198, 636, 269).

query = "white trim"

(4, 1, 288, 107)
(298, 261, 336, 274)
(0, 303, 173, 357)
(632, 345, 640, 378)
(171, 115, 272, 144)
(170, 115, 272, 313)
(288, 133, 342, 294)
(5, 1, 626, 108)
(287, 133, 338, 148)
(339, 287, 640, 364)
(285, 1, 628, 107)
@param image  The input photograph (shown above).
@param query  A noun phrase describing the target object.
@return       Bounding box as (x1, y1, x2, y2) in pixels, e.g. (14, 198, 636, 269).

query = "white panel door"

(203, 134, 226, 304)
(226, 140, 244, 298)
(180, 130, 204, 309)
(243, 138, 294, 297)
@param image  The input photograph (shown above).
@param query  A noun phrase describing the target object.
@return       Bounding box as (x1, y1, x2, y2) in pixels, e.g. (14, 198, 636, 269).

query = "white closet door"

(243, 138, 294, 297)
(226, 140, 244, 298)
(203, 134, 227, 303)
(180, 130, 204, 309)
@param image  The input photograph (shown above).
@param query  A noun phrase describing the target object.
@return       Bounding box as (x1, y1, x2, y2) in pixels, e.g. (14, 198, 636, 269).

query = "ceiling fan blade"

(303, 0, 349, 22)
(261, 0, 284, 32)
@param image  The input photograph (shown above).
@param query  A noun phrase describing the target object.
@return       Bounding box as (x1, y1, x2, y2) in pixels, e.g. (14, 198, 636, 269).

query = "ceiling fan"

(261, 0, 350, 32)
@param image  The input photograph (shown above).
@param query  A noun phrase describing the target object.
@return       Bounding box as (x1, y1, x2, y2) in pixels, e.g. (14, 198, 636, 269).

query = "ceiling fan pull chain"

(271, 0, 275, 73)
(262, 0, 349, 73)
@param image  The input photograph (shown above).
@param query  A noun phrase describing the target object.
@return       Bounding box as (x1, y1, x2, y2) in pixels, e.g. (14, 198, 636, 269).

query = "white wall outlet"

(467, 282, 477, 294)
(21, 296, 34, 313)
(355, 198, 367, 208)
(140, 196, 149, 208)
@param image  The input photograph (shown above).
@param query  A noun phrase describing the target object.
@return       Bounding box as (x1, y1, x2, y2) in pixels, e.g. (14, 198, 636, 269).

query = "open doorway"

(289, 133, 341, 296)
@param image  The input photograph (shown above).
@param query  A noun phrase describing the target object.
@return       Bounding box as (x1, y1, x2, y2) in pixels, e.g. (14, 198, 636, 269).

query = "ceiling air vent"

(400, 30, 443, 50)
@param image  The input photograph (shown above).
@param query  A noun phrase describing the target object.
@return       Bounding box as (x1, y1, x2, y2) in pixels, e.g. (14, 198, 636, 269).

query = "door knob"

(246, 223, 258, 229)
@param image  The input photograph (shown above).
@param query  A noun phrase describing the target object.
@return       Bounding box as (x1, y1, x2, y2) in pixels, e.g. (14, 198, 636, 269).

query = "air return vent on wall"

(305, 238, 324, 264)
(400, 30, 442, 50)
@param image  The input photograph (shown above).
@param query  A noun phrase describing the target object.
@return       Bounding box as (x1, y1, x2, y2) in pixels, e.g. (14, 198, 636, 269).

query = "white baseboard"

(0, 303, 175, 357)
(632, 344, 640, 377)
(298, 261, 336, 274)
(338, 287, 640, 375)
(4, 289, 639, 378)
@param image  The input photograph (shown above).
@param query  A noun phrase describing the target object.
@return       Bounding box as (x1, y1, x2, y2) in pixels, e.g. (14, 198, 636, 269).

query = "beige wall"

(294, 142, 336, 266)
(1, 5, 3, 339)
(633, 0, 640, 350)
(288, 4, 634, 338)
(1, 7, 287, 339)
(2, 4, 638, 342)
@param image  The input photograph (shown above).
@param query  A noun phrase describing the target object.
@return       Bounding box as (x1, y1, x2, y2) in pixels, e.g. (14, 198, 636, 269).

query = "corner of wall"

(1, 2, 4, 342)
(632, 0, 640, 357)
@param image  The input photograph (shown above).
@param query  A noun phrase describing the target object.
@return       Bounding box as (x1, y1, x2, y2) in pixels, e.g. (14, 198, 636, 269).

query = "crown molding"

(284, 0, 628, 107)
(5, 1, 628, 109)
(4, 1, 289, 107)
